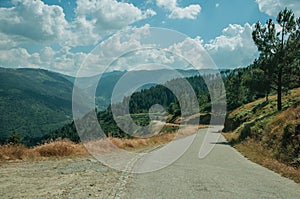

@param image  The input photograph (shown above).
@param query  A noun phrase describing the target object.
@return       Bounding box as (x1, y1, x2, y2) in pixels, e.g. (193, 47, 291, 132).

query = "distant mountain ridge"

(0, 67, 219, 145)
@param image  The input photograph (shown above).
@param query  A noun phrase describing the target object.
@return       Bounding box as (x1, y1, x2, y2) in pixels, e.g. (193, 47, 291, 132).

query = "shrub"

(279, 123, 300, 166)
(0, 144, 36, 161)
(34, 139, 87, 157)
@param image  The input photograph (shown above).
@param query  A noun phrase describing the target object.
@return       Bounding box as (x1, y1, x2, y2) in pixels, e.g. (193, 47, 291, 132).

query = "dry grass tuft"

(0, 144, 31, 161)
(108, 133, 175, 150)
(99, 125, 199, 150)
(0, 139, 88, 162)
(34, 139, 88, 157)
(222, 132, 239, 143)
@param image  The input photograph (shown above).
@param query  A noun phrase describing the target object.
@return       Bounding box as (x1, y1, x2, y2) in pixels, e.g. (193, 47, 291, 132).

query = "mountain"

(0, 67, 73, 144)
(0, 67, 211, 145)
(72, 69, 203, 110)
(45, 73, 218, 142)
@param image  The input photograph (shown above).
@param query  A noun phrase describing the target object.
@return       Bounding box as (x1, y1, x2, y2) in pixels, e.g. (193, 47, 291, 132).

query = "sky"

(0, 0, 299, 75)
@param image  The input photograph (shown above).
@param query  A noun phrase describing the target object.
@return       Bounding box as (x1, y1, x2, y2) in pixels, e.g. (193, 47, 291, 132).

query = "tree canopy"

(252, 8, 300, 110)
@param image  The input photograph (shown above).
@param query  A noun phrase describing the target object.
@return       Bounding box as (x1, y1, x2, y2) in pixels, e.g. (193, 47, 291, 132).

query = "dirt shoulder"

(0, 156, 121, 199)
(0, 125, 202, 198)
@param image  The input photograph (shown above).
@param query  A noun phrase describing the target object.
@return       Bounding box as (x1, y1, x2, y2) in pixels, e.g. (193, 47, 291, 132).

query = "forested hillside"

(45, 68, 262, 143)
(0, 68, 200, 145)
(0, 68, 73, 145)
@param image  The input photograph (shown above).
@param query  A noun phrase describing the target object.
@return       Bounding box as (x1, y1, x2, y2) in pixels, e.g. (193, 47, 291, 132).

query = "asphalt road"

(124, 128, 300, 199)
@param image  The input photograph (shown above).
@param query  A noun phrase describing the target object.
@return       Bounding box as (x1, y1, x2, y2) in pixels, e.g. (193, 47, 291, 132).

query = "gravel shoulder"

(0, 156, 121, 199)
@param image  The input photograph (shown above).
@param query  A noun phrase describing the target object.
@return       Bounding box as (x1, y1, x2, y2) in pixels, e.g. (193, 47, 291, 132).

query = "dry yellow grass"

(33, 139, 88, 157)
(85, 125, 199, 152)
(223, 87, 300, 183)
(233, 139, 300, 183)
(109, 132, 175, 149)
(0, 139, 88, 162)
(0, 144, 33, 161)
(0, 125, 201, 162)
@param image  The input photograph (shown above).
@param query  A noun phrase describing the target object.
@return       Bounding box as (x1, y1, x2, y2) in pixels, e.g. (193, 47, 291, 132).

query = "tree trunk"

(277, 68, 282, 111)
(277, 87, 282, 111)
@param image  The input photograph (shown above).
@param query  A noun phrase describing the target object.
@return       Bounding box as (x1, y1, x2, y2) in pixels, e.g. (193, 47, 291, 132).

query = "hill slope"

(0, 67, 206, 145)
(223, 87, 300, 182)
(0, 68, 74, 144)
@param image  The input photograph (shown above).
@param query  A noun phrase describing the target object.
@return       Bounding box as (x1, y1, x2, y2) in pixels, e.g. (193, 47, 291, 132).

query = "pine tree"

(252, 8, 300, 110)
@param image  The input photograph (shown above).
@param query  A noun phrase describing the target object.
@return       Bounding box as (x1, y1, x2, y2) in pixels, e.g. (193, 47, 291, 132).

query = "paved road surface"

(124, 128, 300, 199)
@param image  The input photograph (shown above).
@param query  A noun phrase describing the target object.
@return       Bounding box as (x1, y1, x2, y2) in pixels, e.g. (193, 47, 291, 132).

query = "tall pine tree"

(252, 8, 300, 111)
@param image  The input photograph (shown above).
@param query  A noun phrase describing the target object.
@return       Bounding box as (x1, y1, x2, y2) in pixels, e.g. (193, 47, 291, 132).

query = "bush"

(279, 123, 300, 166)
(34, 139, 87, 157)
(0, 144, 35, 161)
(239, 123, 252, 141)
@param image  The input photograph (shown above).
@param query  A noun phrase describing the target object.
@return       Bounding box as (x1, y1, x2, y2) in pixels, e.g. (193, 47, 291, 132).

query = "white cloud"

(0, 33, 21, 49)
(166, 36, 221, 69)
(68, 16, 100, 46)
(0, 46, 89, 75)
(156, 0, 201, 19)
(0, 48, 39, 68)
(204, 23, 258, 68)
(75, 0, 152, 30)
(144, 9, 157, 17)
(69, 0, 156, 46)
(97, 24, 152, 58)
(169, 5, 201, 20)
(0, 0, 155, 48)
(256, 0, 300, 17)
(40, 46, 56, 62)
(0, 0, 69, 42)
(156, 0, 177, 9)
(0, 23, 258, 74)
(74, 25, 210, 74)
(216, 3, 220, 8)
(0, 25, 153, 75)
(0, 0, 159, 75)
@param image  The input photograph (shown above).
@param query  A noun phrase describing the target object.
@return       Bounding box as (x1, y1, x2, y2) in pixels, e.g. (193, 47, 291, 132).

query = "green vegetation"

(252, 8, 300, 110)
(0, 67, 73, 145)
(42, 74, 213, 142)
(6, 61, 294, 147)
(46, 65, 266, 144)
(222, 9, 300, 182)
(0, 67, 201, 145)
(223, 88, 300, 181)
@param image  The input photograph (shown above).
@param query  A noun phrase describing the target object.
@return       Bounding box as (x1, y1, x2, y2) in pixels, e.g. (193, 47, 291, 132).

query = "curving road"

(124, 128, 300, 199)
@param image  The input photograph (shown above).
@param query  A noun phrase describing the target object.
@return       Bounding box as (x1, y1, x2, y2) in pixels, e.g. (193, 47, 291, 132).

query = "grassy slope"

(223, 87, 300, 182)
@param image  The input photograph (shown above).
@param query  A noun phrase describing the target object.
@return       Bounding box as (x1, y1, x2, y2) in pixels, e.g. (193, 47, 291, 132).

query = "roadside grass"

(224, 87, 300, 133)
(223, 87, 300, 183)
(33, 139, 88, 157)
(0, 139, 88, 162)
(109, 124, 204, 150)
(0, 125, 206, 162)
(223, 136, 300, 183)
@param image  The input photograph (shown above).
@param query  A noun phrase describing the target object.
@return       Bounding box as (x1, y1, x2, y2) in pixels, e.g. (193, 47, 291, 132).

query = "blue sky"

(0, 0, 299, 75)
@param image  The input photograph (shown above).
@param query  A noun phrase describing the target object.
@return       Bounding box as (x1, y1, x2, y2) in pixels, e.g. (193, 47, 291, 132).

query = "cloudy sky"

(0, 0, 299, 75)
